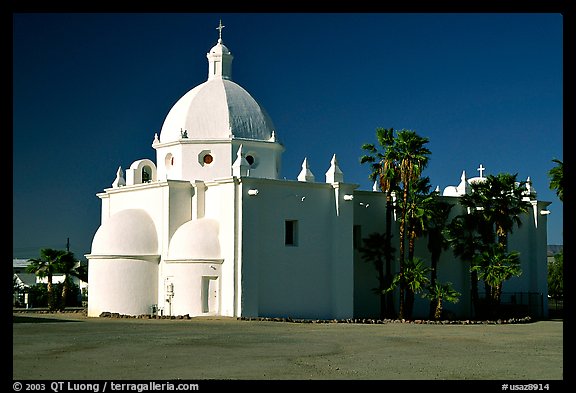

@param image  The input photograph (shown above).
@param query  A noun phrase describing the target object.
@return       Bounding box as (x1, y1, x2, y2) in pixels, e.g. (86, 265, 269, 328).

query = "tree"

(389, 130, 431, 319)
(460, 173, 532, 250)
(400, 176, 455, 320)
(447, 173, 531, 318)
(404, 176, 433, 263)
(445, 212, 485, 316)
(56, 251, 85, 310)
(423, 281, 461, 321)
(385, 257, 430, 319)
(26, 248, 66, 311)
(548, 158, 563, 202)
(471, 244, 522, 318)
(360, 127, 399, 318)
(425, 196, 454, 319)
(547, 251, 563, 299)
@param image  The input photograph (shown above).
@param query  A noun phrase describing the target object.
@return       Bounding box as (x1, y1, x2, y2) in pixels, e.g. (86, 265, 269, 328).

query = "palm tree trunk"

(47, 274, 56, 311)
(435, 298, 443, 320)
(61, 278, 70, 310)
(398, 234, 405, 319)
(384, 195, 395, 318)
(398, 206, 407, 319)
(408, 230, 416, 262)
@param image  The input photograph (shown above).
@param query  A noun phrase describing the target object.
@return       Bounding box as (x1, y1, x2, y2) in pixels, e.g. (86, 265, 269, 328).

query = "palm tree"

(460, 173, 531, 250)
(404, 176, 433, 262)
(548, 158, 563, 202)
(423, 281, 461, 321)
(425, 197, 454, 319)
(445, 212, 485, 317)
(26, 248, 66, 311)
(390, 130, 431, 319)
(402, 177, 455, 319)
(57, 251, 86, 309)
(471, 244, 522, 318)
(450, 173, 530, 318)
(360, 127, 399, 318)
(385, 257, 430, 319)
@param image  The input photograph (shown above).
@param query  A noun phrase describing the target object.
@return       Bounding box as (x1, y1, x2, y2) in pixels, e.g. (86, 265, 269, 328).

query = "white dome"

(209, 39, 231, 55)
(159, 78, 275, 144)
(91, 209, 158, 255)
(468, 176, 486, 185)
(168, 218, 221, 260)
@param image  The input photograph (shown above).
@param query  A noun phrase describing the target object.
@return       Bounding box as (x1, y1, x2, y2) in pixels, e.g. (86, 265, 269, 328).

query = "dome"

(91, 209, 158, 255)
(159, 78, 275, 143)
(168, 218, 221, 260)
(467, 176, 486, 185)
(209, 39, 231, 55)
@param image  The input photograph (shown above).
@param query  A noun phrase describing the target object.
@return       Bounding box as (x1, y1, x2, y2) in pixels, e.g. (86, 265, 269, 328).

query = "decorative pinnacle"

(216, 19, 225, 42)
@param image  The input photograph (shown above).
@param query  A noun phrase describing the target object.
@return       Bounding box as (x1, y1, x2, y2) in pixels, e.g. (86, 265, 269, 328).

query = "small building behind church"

(86, 25, 551, 320)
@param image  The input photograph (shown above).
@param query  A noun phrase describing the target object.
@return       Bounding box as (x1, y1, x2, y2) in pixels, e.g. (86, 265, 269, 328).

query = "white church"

(86, 24, 551, 320)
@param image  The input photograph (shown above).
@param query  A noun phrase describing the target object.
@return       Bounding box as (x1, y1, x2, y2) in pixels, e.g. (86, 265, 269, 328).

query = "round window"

(246, 155, 255, 165)
(203, 154, 214, 164)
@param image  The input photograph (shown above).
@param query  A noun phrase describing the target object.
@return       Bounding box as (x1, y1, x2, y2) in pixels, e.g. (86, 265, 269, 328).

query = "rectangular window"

(285, 220, 298, 246)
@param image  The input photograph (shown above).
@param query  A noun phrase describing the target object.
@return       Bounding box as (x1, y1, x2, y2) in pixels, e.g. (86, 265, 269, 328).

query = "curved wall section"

(87, 257, 159, 317)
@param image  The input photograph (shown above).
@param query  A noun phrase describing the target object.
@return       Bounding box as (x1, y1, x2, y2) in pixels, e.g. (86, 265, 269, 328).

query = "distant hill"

(547, 245, 563, 256)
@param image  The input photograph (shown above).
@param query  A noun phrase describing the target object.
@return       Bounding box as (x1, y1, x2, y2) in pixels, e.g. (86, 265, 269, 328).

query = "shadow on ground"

(13, 315, 83, 324)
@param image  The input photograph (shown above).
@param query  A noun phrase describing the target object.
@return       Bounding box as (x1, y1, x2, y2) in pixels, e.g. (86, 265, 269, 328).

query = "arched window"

(142, 166, 152, 183)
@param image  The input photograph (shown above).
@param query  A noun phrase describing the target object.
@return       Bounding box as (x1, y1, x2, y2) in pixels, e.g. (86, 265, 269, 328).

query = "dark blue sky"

(12, 12, 564, 259)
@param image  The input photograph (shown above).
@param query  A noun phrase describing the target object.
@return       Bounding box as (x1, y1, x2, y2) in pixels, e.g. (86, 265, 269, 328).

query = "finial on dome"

(207, 20, 233, 80)
(217, 19, 225, 42)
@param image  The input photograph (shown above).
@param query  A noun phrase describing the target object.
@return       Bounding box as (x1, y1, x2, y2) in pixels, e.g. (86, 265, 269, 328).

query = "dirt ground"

(13, 312, 564, 385)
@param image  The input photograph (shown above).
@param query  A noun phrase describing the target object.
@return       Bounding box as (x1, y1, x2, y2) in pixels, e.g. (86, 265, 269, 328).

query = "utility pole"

(66, 237, 70, 252)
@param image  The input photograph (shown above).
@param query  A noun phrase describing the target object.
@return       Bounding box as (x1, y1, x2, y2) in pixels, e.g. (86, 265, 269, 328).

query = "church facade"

(86, 26, 551, 320)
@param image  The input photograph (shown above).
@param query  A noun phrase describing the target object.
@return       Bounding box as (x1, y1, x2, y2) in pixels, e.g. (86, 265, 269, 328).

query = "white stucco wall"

(154, 139, 283, 183)
(238, 177, 356, 320)
(87, 257, 158, 317)
(203, 178, 240, 317)
(162, 261, 223, 316)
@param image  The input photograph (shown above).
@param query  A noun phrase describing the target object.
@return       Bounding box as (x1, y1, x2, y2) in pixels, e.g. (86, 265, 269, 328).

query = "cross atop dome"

(216, 19, 225, 42)
(477, 164, 486, 178)
(206, 21, 234, 80)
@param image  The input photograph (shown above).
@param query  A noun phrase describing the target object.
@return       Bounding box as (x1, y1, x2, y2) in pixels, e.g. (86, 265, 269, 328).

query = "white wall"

(88, 258, 158, 317)
(239, 177, 355, 320)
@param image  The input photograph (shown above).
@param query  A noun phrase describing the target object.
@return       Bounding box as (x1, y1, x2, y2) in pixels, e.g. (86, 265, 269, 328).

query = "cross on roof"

(216, 19, 225, 41)
(477, 164, 486, 178)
